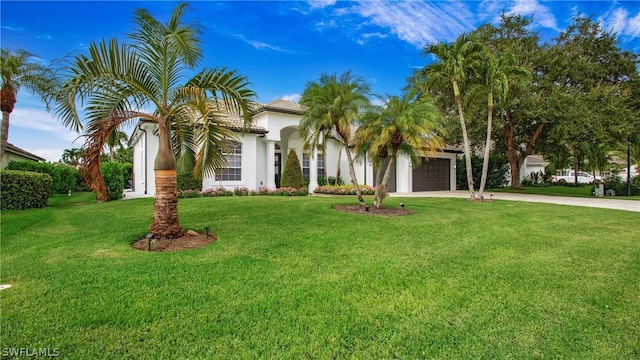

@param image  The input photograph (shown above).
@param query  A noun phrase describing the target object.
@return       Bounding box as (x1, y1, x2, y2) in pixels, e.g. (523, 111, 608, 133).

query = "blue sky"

(1, 0, 639, 162)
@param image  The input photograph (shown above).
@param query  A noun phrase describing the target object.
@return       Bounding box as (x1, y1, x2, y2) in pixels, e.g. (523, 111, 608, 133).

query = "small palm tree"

(300, 71, 370, 206)
(51, 4, 256, 239)
(105, 130, 129, 162)
(422, 34, 484, 199)
(1, 48, 55, 162)
(355, 92, 445, 207)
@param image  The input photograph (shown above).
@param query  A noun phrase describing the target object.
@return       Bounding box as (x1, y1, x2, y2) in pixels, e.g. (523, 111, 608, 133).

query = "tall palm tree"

(61, 147, 83, 167)
(355, 92, 445, 207)
(52, 4, 256, 239)
(1, 48, 54, 162)
(105, 130, 128, 162)
(469, 52, 531, 199)
(300, 71, 370, 206)
(422, 34, 484, 199)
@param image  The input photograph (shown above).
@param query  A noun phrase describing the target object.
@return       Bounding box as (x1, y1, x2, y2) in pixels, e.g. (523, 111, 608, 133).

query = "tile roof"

(256, 99, 307, 114)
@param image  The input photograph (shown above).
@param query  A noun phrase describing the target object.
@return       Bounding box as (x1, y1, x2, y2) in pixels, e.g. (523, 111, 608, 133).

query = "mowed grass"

(1, 193, 639, 358)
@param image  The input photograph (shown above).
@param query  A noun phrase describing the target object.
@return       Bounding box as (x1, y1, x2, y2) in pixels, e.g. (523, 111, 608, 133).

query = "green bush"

(100, 162, 124, 201)
(327, 176, 344, 186)
(6, 160, 78, 194)
(456, 154, 509, 190)
(0, 170, 52, 210)
(122, 162, 133, 188)
(280, 149, 305, 188)
(177, 171, 202, 191)
(604, 174, 640, 196)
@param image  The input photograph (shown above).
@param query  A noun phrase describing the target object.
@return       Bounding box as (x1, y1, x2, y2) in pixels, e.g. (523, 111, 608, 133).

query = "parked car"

(551, 171, 601, 184)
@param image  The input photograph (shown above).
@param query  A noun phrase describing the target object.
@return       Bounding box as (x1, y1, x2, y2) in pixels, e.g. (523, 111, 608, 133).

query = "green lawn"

(2, 193, 639, 358)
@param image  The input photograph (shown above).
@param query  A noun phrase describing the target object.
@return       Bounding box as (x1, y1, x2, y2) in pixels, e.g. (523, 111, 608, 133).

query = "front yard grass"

(491, 184, 640, 200)
(1, 193, 639, 358)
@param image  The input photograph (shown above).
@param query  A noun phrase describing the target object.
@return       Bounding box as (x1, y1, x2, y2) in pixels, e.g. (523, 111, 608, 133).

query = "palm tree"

(469, 52, 531, 199)
(61, 147, 83, 167)
(1, 48, 54, 162)
(105, 130, 128, 162)
(422, 34, 484, 199)
(51, 4, 256, 239)
(355, 92, 445, 207)
(300, 71, 370, 206)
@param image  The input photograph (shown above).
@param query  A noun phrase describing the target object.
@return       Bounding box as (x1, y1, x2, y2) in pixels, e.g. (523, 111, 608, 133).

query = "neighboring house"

(520, 155, 548, 180)
(128, 99, 460, 196)
(1, 143, 46, 169)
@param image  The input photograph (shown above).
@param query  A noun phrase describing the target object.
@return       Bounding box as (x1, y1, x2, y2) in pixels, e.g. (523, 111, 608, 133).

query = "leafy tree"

(300, 71, 370, 206)
(51, 4, 256, 239)
(421, 34, 484, 199)
(105, 130, 128, 162)
(1, 48, 55, 162)
(61, 147, 83, 167)
(355, 92, 444, 207)
(280, 149, 305, 188)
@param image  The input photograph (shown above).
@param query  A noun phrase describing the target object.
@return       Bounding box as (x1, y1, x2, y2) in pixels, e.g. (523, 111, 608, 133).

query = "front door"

(275, 153, 282, 188)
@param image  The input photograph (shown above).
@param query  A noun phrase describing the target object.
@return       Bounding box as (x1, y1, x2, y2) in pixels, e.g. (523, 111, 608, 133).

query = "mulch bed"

(131, 232, 217, 252)
(333, 205, 414, 217)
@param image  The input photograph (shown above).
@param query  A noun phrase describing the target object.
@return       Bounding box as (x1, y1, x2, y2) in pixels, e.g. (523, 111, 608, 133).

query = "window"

(216, 141, 242, 181)
(303, 153, 325, 179)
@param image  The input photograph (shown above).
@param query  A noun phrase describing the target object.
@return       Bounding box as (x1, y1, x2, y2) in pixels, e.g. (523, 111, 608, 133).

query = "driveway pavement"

(389, 191, 640, 212)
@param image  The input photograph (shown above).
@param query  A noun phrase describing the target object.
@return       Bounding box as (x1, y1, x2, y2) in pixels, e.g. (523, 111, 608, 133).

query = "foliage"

(456, 154, 509, 190)
(314, 185, 375, 195)
(100, 162, 124, 201)
(0, 170, 52, 210)
(177, 172, 202, 191)
(326, 176, 344, 186)
(317, 176, 327, 186)
(6, 160, 77, 194)
(604, 174, 640, 197)
(177, 186, 308, 198)
(280, 149, 305, 189)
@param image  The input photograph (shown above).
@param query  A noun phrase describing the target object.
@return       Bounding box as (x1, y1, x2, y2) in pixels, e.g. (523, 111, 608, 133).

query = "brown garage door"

(412, 158, 450, 191)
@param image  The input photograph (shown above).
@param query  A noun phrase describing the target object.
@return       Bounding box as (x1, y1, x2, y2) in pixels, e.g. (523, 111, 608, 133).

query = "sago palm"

(0, 48, 54, 162)
(52, 4, 256, 239)
(300, 71, 370, 206)
(422, 34, 484, 199)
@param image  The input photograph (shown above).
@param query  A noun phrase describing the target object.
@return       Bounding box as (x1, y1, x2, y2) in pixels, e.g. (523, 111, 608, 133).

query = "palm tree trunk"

(376, 154, 396, 208)
(479, 96, 494, 199)
(0, 88, 16, 162)
(343, 140, 365, 206)
(336, 143, 342, 183)
(149, 124, 183, 239)
(373, 158, 384, 207)
(453, 80, 475, 199)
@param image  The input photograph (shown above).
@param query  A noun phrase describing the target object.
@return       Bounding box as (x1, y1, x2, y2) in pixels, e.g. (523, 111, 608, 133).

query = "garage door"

(412, 158, 450, 191)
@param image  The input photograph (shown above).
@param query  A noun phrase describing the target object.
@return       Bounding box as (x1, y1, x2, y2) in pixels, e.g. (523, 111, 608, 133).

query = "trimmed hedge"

(177, 171, 202, 191)
(281, 149, 305, 188)
(101, 162, 124, 201)
(6, 161, 78, 194)
(177, 186, 308, 198)
(1, 170, 52, 210)
(604, 174, 640, 196)
(456, 154, 509, 190)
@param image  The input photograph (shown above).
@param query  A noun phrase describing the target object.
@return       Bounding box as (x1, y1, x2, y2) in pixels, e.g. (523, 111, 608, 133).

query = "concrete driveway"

(389, 191, 640, 212)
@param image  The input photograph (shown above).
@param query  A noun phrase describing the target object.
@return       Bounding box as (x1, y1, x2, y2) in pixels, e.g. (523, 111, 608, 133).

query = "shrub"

(317, 176, 327, 186)
(177, 171, 202, 191)
(314, 185, 375, 195)
(456, 154, 509, 190)
(122, 162, 133, 188)
(100, 162, 124, 201)
(604, 174, 640, 196)
(6, 160, 78, 194)
(327, 176, 344, 186)
(0, 170, 52, 210)
(177, 186, 308, 198)
(280, 149, 305, 188)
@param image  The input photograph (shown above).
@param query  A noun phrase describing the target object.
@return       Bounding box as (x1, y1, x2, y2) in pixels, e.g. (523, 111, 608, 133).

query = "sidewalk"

(389, 191, 640, 212)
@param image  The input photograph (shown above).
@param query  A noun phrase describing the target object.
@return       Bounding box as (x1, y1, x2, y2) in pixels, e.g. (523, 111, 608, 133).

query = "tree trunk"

(453, 80, 475, 199)
(0, 88, 16, 163)
(149, 123, 183, 239)
(506, 111, 520, 189)
(335, 143, 342, 183)
(572, 146, 579, 185)
(149, 169, 184, 239)
(376, 153, 396, 208)
(343, 140, 365, 206)
(373, 158, 385, 207)
(479, 97, 493, 199)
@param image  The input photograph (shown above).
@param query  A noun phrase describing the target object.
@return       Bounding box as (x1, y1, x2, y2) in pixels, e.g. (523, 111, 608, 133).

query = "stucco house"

(1, 143, 46, 169)
(128, 99, 460, 196)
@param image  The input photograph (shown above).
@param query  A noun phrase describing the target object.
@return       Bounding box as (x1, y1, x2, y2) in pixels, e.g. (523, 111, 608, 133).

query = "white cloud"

(353, 1, 474, 48)
(599, 7, 640, 38)
(308, 0, 337, 10)
(232, 34, 294, 53)
(1, 25, 23, 31)
(316, 19, 337, 30)
(28, 148, 65, 163)
(504, 0, 559, 31)
(10, 107, 81, 144)
(280, 93, 301, 103)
